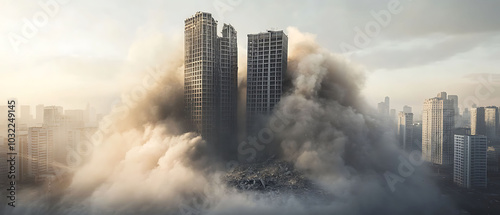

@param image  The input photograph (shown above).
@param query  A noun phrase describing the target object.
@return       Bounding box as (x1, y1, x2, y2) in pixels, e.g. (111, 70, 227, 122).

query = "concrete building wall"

(454, 135, 487, 188)
(184, 12, 220, 143)
(422, 93, 455, 165)
(485, 106, 499, 143)
(28, 127, 55, 180)
(218, 24, 238, 147)
(398, 112, 414, 151)
(184, 12, 238, 149)
(471, 107, 486, 136)
(246, 30, 288, 135)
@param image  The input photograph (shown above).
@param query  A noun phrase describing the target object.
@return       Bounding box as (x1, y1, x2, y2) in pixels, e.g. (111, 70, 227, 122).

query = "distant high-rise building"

(487, 146, 499, 173)
(246, 30, 288, 135)
(184, 12, 238, 145)
(437, 92, 447, 100)
(422, 92, 455, 165)
(18, 131, 29, 181)
(28, 127, 55, 181)
(377, 96, 390, 117)
(484, 106, 499, 142)
(448, 95, 459, 115)
(43, 106, 63, 126)
(377, 102, 386, 115)
(398, 112, 414, 151)
(412, 121, 423, 151)
(403, 105, 412, 114)
(453, 135, 487, 189)
(448, 95, 461, 128)
(462, 108, 471, 127)
(471, 107, 486, 136)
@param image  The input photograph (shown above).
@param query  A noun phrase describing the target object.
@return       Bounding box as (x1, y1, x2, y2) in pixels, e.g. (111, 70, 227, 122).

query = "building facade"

(422, 92, 455, 165)
(184, 12, 219, 143)
(18, 131, 29, 181)
(412, 121, 423, 151)
(246, 30, 288, 135)
(403, 105, 412, 114)
(485, 106, 499, 143)
(487, 146, 499, 173)
(43, 106, 63, 126)
(184, 12, 238, 145)
(454, 135, 487, 188)
(377, 96, 390, 117)
(398, 112, 414, 151)
(462, 108, 471, 128)
(471, 107, 486, 136)
(218, 24, 238, 146)
(28, 127, 55, 181)
(448, 95, 460, 125)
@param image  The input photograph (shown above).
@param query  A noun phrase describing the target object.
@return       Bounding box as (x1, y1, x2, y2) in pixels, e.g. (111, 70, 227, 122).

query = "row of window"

(247, 64, 284, 69)
(247, 107, 276, 113)
(248, 77, 282, 81)
(247, 99, 280, 103)
(247, 46, 284, 51)
(248, 40, 284, 45)
(249, 55, 284, 60)
(248, 86, 282, 91)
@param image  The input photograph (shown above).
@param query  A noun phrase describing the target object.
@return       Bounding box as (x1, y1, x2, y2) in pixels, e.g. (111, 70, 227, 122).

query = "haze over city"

(1, 0, 499, 114)
(1, 1, 500, 215)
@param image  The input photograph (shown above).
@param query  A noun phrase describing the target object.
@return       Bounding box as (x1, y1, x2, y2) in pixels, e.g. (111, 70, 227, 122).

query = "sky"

(1, 0, 499, 118)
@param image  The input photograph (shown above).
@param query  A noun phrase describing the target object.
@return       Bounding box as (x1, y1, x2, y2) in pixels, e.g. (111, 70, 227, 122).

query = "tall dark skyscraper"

(485, 106, 499, 142)
(398, 111, 414, 152)
(218, 24, 238, 146)
(184, 12, 238, 145)
(246, 30, 288, 135)
(454, 134, 487, 189)
(471, 107, 486, 136)
(184, 12, 218, 143)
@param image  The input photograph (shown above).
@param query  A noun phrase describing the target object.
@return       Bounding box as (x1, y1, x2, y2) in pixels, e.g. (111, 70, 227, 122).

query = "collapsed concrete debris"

(223, 159, 330, 200)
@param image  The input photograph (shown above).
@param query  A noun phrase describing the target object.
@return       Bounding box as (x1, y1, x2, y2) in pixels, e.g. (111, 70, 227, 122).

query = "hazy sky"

(1, 0, 499, 117)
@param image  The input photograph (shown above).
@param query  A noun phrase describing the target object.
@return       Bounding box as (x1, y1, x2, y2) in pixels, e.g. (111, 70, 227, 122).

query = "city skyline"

(1, 1, 499, 114)
(1, 1, 500, 215)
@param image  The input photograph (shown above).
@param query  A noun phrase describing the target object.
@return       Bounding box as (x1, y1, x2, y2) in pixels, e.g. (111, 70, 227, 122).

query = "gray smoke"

(270, 27, 454, 214)
(4, 28, 455, 215)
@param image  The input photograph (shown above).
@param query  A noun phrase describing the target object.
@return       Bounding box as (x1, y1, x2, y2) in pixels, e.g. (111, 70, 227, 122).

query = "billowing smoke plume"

(5, 28, 455, 215)
(269, 27, 454, 214)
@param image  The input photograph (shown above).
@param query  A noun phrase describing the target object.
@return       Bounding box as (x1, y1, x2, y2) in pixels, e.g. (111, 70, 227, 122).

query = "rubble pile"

(223, 159, 327, 197)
